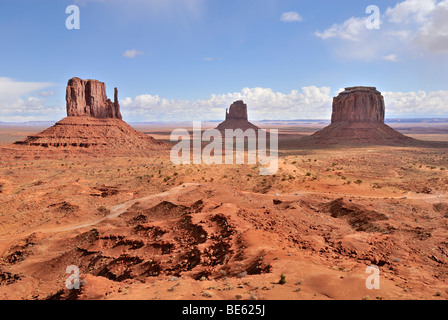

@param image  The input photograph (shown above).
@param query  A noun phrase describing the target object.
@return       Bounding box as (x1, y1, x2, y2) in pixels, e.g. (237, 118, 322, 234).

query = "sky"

(0, 0, 447, 122)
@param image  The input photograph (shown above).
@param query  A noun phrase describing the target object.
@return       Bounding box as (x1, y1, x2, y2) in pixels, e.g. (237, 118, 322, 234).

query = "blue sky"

(0, 0, 447, 122)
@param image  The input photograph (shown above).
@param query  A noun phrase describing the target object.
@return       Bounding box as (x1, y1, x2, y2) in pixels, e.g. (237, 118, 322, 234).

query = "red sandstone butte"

(332, 87, 385, 123)
(11, 77, 168, 155)
(216, 100, 261, 132)
(66, 77, 122, 119)
(299, 87, 418, 146)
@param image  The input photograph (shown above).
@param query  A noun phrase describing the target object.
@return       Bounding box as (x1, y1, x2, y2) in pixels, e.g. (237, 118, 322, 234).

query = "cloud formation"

(0, 97, 64, 122)
(1, 77, 447, 122)
(315, 17, 366, 41)
(281, 12, 303, 23)
(384, 90, 448, 117)
(121, 86, 333, 122)
(315, 0, 448, 60)
(383, 54, 399, 62)
(0, 77, 62, 122)
(120, 87, 448, 122)
(123, 49, 144, 58)
(0, 77, 55, 101)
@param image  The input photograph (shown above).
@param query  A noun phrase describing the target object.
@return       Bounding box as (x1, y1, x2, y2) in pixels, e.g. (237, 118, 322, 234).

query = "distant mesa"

(13, 77, 168, 155)
(298, 86, 419, 147)
(216, 100, 261, 132)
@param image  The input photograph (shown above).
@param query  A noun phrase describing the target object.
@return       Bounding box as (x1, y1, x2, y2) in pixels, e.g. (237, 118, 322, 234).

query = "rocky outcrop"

(331, 87, 385, 123)
(66, 77, 122, 119)
(216, 100, 261, 132)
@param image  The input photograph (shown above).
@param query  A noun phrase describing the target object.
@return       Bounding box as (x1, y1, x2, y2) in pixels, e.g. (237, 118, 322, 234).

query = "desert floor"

(0, 122, 447, 300)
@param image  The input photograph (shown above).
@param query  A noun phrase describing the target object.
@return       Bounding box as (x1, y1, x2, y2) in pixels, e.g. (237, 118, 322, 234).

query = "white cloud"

(384, 90, 448, 117)
(315, 17, 366, 41)
(280, 12, 303, 23)
(0, 97, 64, 122)
(0, 77, 62, 122)
(385, 30, 411, 40)
(315, 0, 448, 60)
(0, 77, 55, 101)
(123, 49, 144, 58)
(383, 54, 399, 61)
(386, 0, 437, 23)
(2, 84, 448, 122)
(414, 0, 448, 53)
(120, 86, 333, 121)
(120, 87, 448, 122)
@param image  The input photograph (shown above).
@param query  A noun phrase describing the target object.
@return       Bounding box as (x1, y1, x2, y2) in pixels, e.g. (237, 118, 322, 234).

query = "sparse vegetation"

(1, 123, 448, 300)
(279, 274, 286, 285)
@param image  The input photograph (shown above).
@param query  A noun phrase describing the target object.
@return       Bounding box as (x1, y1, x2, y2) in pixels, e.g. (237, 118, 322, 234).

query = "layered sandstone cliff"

(331, 87, 385, 124)
(66, 77, 122, 119)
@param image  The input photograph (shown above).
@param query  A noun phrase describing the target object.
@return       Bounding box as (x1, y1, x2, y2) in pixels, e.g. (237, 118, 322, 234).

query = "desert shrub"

(279, 274, 286, 285)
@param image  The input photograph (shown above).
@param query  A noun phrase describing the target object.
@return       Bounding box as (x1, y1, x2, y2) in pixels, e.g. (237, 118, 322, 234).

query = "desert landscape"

(1, 1, 448, 305)
(0, 79, 447, 301)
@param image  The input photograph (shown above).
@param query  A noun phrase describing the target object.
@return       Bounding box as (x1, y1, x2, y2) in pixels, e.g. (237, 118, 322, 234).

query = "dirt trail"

(1, 182, 445, 242)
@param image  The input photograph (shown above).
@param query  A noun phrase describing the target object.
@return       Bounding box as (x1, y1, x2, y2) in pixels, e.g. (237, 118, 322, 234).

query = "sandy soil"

(0, 124, 447, 300)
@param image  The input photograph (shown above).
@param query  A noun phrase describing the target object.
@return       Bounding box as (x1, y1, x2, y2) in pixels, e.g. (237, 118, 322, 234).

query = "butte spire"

(13, 77, 168, 156)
